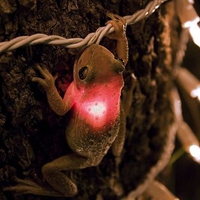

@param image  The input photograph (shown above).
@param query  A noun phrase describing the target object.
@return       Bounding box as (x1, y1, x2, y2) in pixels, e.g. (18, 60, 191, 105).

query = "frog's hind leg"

(4, 153, 89, 197)
(41, 153, 89, 197)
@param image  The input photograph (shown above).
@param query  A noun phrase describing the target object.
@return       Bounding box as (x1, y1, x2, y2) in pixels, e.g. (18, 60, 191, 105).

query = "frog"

(4, 14, 130, 197)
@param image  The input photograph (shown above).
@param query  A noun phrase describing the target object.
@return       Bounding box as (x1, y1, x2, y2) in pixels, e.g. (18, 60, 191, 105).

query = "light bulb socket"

(175, 0, 200, 28)
(177, 121, 199, 153)
(175, 67, 200, 97)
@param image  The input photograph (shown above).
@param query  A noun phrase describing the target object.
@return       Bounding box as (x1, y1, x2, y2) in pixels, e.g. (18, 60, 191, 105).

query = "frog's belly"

(66, 117, 120, 161)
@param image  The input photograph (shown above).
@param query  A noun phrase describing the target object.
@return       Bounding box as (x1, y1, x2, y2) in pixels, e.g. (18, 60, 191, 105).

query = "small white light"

(191, 86, 200, 100)
(188, 0, 194, 4)
(188, 22, 200, 47)
(183, 16, 200, 28)
(177, 121, 200, 156)
(176, 68, 200, 99)
(189, 145, 200, 162)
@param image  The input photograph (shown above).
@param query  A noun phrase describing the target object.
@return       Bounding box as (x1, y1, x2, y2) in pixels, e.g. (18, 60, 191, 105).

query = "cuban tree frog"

(4, 14, 129, 197)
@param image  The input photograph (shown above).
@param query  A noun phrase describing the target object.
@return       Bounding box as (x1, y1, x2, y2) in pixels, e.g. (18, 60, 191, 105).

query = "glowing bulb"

(188, 22, 200, 47)
(177, 121, 200, 163)
(183, 16, 200, 28)
(191, 86, 200, 100)
(189, 145, 200, 162)
(79, 100, 110, 129)
(172, 90, 200, 163)
(87, 101, 106, 118)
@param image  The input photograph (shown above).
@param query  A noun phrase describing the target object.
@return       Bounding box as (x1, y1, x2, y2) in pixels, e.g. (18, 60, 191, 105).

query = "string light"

(175, 0, 200, 47)
(0, 0, 167, 53)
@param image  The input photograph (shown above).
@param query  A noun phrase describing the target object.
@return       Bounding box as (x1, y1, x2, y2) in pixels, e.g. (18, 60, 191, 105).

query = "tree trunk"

(0, 0, 175, 200)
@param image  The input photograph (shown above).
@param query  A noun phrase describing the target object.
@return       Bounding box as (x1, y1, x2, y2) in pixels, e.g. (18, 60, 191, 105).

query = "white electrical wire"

(0, 0, 167, 53)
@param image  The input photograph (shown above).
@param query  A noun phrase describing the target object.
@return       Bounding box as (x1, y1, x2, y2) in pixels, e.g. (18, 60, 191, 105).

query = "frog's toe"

(3, 177, 64, 197)
(3, 177, 42, 195)
(107, 13, 126, 25)
(4, 184, 35, 195)
(13, 176, 40, 187)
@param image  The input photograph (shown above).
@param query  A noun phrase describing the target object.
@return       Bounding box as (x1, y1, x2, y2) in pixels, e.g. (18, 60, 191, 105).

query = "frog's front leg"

(106, 13, 128, 65)
(32, 65, 74, 115)
(39, 153, 90, 197)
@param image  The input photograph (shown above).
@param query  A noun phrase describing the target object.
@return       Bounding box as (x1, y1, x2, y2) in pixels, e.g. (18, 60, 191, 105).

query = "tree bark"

(0, 0, 175, 200)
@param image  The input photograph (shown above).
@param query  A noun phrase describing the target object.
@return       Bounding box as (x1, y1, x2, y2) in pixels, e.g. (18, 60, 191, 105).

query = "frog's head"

(74, 44, 124, 89)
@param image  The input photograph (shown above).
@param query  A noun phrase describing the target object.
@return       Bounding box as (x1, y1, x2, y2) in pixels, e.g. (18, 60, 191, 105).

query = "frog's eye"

(79, 66, 88, 80)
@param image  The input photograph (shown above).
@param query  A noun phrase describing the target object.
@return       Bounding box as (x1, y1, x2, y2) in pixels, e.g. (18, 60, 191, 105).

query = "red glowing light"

(68, 76, 123, 129)
(86, 102, 106, 118)
(79, 100, 108, 128)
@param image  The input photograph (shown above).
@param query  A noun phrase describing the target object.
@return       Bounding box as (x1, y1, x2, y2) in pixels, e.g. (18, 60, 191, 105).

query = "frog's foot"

(107, 13, 126, 26)
(32, 64, 57, 92)
(109, 177, 124, 197)
(3, 177, 63, 197)
(106, 13, 127, 40)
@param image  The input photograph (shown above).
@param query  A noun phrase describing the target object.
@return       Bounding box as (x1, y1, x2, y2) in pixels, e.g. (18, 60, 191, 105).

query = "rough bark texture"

(0, 0, 174, 200)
